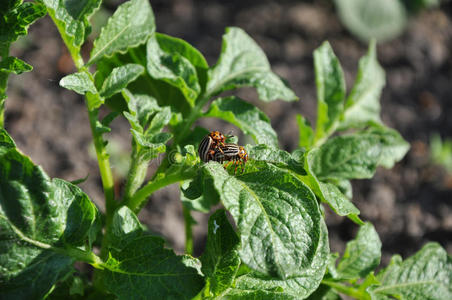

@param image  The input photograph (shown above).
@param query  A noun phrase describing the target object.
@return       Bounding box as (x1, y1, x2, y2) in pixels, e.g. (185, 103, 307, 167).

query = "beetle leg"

(224, 161, 233, 169)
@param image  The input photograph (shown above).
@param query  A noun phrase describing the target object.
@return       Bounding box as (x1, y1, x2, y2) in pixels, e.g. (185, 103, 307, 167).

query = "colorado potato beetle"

(198, 130, 226, 162)
(213, 143, 248, 174)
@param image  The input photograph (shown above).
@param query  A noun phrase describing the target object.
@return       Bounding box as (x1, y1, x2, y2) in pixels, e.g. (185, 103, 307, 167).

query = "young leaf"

(335, 222, 381, 280)
(297, 115, 314, 150)
(88, 0, 155, 65)
(102, 206, 204, 300)
(60, 71, 97, 95)
(225, 220, 329, 299)
(303, 150, 362, 224)
(313, 42, 346, 140)
(123, 90, 172, 161)
(122, 90, 161, 131)
(0, 1, 46, 46)
(0, 129, 100, 299)
(99, 63, 144, 98)
(156, 33, 208, 69)
(310, 134, 382, 180)
(155, 32, 209, 93)
(207, 27, 297, 101)
(365, 124, 410, 168)
(200, 209, 241, 297)
(94, 44, 194, 117)
(146, 35, 201, 106)
(340, 41, 385, 129)
(43, 0, 101, 50)
(0, 56, 32, 74)
(368, 243, 452, 299)
(203, 162, 322, 279)
(204, 96, 279, 148)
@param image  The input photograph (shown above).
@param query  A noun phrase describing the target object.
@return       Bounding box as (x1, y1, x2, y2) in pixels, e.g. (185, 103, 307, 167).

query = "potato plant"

(1, 0, 451, 299)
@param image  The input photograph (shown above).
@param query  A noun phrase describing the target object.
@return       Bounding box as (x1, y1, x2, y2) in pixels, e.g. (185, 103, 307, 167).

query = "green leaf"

(310, 134, 382, 180)
(146, 35, 201, 106)
(103, 206, 204, 300)
(369, 243, 452, 299)
(124, 91, 172, 161)
(207, 27, 297, 101)
(204, 96, 279, 147)
(0, 0, 21, 12)
(155, 32, 209, 94)
(45, 273, 87, 299)
(43, 0, 101, 50)
(109, 206, 143, 252)
(335, 0, 407, 42)
(180, 170, 220, 213)
(99, 64, 144, 98)
(88, 0, 155, 65)
(0, 129, 100, 299)
(0, 2, 46, 46)
(249, 145, 357, 222)
(0, 56, 32, 74)
(313, 42, 346, 140)
(297, 115, 314, 150)
(200, 209, 241, 297)
(307, 284, 343, 300)
(340, 41, 385, 129)
(60, 71, 97, 95)
(0, 128, 16, 149)
(156, 33, 208, 69)
(94, 44, 194, 117)
(335, 222, 381, 280)
(122, 90, 161, 130)
(302, 150, 362, 224)
(247, 144, 306, 176)
(203, 162, 322, 279)
(224, 220, 329, 299)
(365, 124, 410, 168)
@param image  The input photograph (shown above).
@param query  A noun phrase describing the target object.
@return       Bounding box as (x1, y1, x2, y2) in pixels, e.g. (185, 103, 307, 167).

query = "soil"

(5, 0, 452, 265)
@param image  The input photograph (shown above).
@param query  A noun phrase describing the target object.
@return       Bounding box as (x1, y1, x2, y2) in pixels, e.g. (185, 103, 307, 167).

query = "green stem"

(173, 95, 209, 145)
(85, 100, 116, 222)
(0, 44, 11, 127)
(127, 167, 197, 213)
(122, 146, 148, 202)
(183, 205, 194, 255)
(322, 279, 369, 300)
(57, 247, 105, 270)
(48, 10, 117, 218)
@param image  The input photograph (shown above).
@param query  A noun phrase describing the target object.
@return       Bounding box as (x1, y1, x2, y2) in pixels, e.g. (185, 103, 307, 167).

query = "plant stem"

(183, 204, 194, 255)
(0, 44, 11, 127)
(122, 146, 148, 202)
(85, 101, 116, 221)
(322, 279, 369, 300)
(49, 10, 117, 219)
(127, 167, 197, 213)
(57, 247, 105, 270)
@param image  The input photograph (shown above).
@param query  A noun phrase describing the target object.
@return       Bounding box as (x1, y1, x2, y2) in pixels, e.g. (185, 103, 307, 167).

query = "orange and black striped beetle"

(198, 131, 226, 162)
(213, 143, 248, 174)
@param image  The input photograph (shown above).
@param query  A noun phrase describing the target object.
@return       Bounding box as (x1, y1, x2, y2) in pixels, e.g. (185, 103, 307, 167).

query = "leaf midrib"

(373, 279, 443, 294)
(90, 21, 132, 64)
(0, 214, 52, 249)
(236, 179, 283, 275)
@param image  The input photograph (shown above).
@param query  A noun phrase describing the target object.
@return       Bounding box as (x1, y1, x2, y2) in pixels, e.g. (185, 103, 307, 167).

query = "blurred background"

(5, 0, 452, 265)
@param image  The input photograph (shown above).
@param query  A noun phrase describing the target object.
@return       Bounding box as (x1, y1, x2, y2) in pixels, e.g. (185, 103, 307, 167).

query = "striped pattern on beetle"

(198, 131, 226, 162)
(214, 144, 249, 173)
